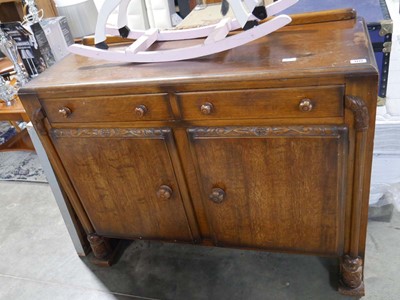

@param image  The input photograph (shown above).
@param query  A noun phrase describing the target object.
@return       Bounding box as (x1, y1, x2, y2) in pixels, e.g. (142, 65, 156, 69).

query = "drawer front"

(177, 86, 344, 120)
(41, 94, 173, 123)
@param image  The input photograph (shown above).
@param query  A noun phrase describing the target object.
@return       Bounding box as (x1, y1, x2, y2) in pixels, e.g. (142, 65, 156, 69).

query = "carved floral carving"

(345, 95, 369, 131)
(32, 108, 47, 135)
(189, 126, 347, 138)
(51, 128, 170, 138)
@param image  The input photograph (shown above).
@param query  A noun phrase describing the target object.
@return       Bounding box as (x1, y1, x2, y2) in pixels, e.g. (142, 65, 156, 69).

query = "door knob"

(209, 188, 226, 204)
(135, 104, 148, 118)
(299, 99, 313, 112)
(58, 106, 72, 118)
(157, 185, 173, 200)
(200, 102, 214, 115)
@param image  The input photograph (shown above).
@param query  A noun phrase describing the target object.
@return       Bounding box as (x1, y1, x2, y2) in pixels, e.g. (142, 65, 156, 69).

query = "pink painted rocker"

(69, 0, 298, 63)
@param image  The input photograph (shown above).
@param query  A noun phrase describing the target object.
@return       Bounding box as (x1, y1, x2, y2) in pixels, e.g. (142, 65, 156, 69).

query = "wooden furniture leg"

(87, 233, 123, 267)
(0, 96, 34, 151)
(339, 255, 364, 296)
(9, 120, 21, 132)
(0, 128, 34, 151)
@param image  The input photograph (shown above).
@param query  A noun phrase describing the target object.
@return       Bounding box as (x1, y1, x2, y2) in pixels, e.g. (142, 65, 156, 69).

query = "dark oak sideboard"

(19, 17, 378, 296)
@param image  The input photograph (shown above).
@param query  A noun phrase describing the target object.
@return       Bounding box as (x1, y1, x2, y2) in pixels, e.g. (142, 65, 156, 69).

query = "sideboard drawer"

(41, 94, 173, 123)
(177, 86, 344, 120)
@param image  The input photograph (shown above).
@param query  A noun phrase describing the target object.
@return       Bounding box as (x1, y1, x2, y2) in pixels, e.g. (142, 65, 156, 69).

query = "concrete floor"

(0, 181, 399, 300)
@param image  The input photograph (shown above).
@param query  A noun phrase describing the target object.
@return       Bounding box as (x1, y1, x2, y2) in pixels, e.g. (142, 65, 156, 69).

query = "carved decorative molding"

(189, 126, 347, 138)
(345, 95, 369, 132)
(51, 128, 170, 138)
(32, 108, 47, 135)
(340, 255, 363, 289)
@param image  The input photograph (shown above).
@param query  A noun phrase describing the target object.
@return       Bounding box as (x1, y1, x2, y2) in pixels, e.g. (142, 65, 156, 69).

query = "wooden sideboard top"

(20, 18, 377, 97)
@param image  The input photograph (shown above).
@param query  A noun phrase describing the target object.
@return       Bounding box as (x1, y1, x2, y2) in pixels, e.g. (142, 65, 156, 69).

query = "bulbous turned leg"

(87, 233, 126, 266)
(339, 255, 365, 296)
(87, 233, 112, 259)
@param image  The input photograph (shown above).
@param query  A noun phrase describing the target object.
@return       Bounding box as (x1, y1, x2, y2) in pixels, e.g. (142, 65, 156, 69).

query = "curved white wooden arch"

(69, 0, 298, 63)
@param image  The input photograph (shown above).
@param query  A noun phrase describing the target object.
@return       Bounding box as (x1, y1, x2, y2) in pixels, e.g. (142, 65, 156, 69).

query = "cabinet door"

(50, 127, 192, 242)
(189, 125, 348, 255)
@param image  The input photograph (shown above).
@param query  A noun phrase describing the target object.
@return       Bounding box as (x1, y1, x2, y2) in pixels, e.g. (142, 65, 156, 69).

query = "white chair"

(93, 0, 150, 30)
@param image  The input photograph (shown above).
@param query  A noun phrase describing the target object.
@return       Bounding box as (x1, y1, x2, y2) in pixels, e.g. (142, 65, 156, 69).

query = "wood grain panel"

(189, 125, 348, 255)
(177, 86, 344, 120)
(41, 94, 173, 123)
(51, 128, 192, 241)
(21, 19, 376, 98)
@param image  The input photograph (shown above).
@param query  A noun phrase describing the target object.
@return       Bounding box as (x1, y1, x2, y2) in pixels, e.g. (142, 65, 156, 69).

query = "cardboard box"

(40, 16, 74, 62)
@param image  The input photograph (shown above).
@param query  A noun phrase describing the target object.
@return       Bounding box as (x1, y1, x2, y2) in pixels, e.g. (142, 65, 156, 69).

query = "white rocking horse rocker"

(69, 0, 298, 63)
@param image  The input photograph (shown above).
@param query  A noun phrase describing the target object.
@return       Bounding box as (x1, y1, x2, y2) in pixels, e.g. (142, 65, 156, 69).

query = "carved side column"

(339, 95, 369, 296)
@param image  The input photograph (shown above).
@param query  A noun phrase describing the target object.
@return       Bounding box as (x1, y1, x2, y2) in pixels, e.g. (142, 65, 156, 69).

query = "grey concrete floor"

(0, 181, 399, 299)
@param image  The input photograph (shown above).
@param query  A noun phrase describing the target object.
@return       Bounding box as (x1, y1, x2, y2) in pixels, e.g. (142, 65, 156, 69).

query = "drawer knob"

(58, 106, 72, 118)
(157, 185, 173, 200)
(209, 188, 226, 204)
(135, 105, 148, 118)
(200, 102, 214, 115)
(299, 99, 313, 112)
